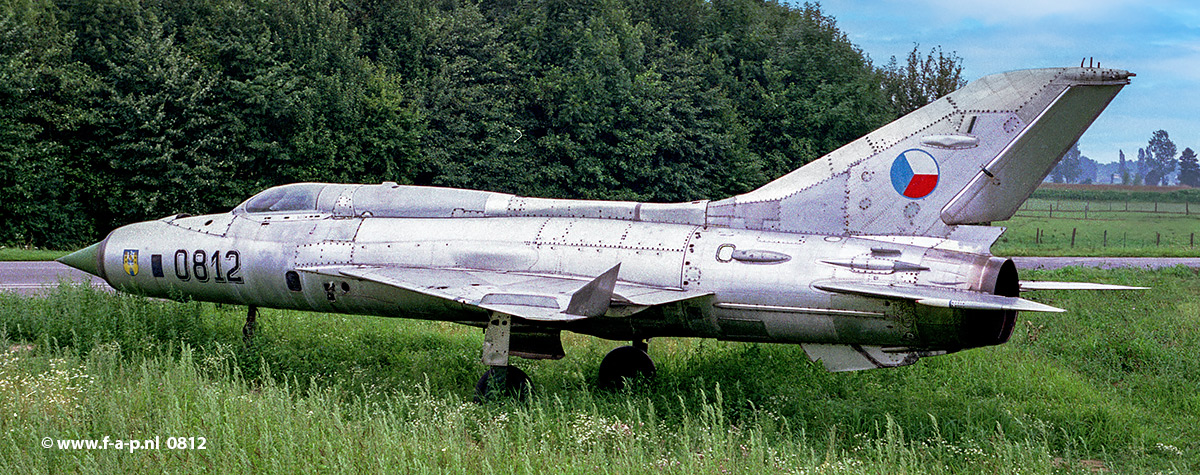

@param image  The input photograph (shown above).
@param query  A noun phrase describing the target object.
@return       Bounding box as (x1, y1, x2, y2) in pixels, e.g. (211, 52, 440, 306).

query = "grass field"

(993, 198, 1200, 257)
(0, 248, 68, 262)
(1, 267, 1197, 474)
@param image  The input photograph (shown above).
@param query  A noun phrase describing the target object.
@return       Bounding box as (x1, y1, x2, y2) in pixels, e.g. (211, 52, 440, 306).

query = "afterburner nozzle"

(57, 241, 105, 279)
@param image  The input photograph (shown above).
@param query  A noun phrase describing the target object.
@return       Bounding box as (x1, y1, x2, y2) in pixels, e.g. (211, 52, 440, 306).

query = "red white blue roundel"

(890, 149, 939, 199)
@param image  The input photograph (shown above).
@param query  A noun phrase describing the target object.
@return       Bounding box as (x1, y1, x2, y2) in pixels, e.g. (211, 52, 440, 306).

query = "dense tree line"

(2, 0, 960, 248)
(1103, 130, 1192, 186)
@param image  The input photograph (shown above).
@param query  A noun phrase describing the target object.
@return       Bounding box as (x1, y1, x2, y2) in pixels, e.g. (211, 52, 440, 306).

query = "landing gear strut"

(598, 339, 656, 390)
(243, 305, 258, 344)
(475, 312, 532, 402)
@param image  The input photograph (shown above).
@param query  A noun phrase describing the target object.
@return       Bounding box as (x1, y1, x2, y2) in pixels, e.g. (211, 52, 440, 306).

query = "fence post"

(1103, 230, 1107, 247)
(1071, 228, 1077, 247)
(1157, 232, 1161, 246)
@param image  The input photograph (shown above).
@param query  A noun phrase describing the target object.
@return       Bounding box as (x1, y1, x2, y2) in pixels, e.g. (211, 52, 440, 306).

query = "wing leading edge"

(300, 264, 711, 322)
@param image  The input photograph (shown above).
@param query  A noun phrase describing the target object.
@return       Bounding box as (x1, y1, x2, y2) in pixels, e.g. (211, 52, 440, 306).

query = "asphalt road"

(0, 261, 112, 295)
(2, 258, 1198, 296)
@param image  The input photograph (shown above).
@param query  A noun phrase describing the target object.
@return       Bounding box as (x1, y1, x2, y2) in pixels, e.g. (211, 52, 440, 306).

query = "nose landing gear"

(243, 305, 258, 344)
(475, 312, 534, 402)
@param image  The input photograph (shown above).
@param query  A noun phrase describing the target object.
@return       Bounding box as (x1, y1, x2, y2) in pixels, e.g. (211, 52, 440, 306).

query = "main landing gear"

(473, 313, 657, 402)
(597, 340, 656, 391)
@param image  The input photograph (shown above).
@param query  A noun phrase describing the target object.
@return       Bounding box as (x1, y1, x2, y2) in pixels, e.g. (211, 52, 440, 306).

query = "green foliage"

(0, 0, 101, 248)
(1144, 129, 1178, 187)
(1030, 186, 1200, 203)
(2, 269, 1198, 472)
(1179, 147, 1199, 188)
(3, 0, 423, 245)
(1048, 142, 1082, 184)
(879, 44, 966, 118)
(3, 0, 908, 247)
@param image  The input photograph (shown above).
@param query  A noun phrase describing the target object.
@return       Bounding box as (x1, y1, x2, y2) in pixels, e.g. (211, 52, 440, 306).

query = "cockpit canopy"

(243, 184, 325, 213)
(236, 182, 504, 218)
(234, 182, 708, 224)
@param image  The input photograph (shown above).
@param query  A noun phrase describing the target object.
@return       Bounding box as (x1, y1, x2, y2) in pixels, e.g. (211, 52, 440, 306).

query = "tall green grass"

(2, 267, 1197, 473)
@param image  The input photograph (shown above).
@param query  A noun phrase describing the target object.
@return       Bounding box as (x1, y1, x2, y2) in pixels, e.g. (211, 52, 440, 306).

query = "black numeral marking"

(192, 250, 208, 282)
(174, 250, 190, 281)
(211, 250, 226, 283)
(226, 251, 243, 283)
(174, 249, 244, 284)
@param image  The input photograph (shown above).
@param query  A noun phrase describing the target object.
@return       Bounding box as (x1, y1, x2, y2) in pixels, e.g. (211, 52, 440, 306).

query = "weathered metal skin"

(96, 199, 1017, 350)
(63, 67, 1133, 373)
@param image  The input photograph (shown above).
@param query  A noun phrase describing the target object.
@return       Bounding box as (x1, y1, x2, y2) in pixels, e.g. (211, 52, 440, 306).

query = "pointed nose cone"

(57, 241, 105, 279)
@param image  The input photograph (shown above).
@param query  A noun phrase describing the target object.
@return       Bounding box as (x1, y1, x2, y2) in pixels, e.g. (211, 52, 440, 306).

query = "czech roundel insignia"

(123, 250, 139, 277)
(890, 149, 939, 199)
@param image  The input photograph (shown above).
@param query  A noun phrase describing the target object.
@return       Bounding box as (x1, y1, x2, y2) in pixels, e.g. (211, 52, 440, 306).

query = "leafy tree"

(1049, 142, 1082, 183)
(358, 0, 535, 192)
(879, 44, 966, 118)
(97, 15, 227, 225)
(1144, 130, 1177, 186)
(695, 0, 891, 179)
(1079, 155, 1097, 184)
(1179, 147, 1200, 187)
(1136, 148, 1146, 184)
(0, 0, 102, 247)
(1118, 150, 1128, 184)
(1, 0, 916, 247)
(506, 0, 763, 201)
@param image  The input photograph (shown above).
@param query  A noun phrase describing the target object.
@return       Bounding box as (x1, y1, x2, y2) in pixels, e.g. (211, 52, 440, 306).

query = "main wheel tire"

(474, 366, 532, 402)
(597, 345, 656, 391)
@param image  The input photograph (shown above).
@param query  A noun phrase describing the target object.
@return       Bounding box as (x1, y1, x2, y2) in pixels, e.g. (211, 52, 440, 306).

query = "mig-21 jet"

(60, 66, 1142, 399)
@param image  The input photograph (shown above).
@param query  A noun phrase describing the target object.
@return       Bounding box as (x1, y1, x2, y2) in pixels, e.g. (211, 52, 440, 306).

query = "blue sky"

(815, 0, 1199, 163)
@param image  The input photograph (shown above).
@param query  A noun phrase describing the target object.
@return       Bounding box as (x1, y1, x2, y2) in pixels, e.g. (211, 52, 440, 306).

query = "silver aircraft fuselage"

(61, 67, 1138, 375)
(83, 183, 1018, 361)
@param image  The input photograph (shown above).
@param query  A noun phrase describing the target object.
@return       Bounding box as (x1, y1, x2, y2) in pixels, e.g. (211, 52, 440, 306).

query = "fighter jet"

(60, 67, 1142, 399)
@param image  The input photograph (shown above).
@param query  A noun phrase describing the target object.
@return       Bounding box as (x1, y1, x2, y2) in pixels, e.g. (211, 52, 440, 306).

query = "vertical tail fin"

(706, 67, 1132, 238)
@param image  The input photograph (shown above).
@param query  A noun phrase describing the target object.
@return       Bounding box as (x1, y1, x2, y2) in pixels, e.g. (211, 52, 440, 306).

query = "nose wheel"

(597, 340, 656, 390)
